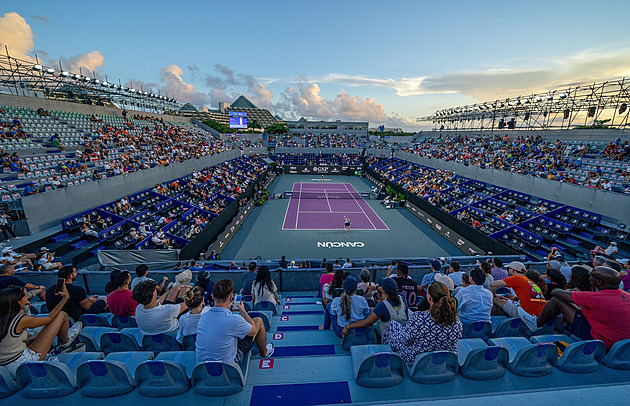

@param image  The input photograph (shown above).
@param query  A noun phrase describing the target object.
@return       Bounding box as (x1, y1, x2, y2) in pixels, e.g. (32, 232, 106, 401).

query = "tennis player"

(344, 216, 351, 233)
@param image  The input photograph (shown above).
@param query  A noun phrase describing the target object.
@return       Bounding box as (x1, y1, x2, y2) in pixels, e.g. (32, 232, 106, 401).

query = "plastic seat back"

(349, 345, 402, 388)
(248, 311, 273, 331)
(341, 327, 377, 351)
(492, 317, 523, 338)
(142, 333, 182, 353)
(0, 365, 18, 398)
(490, 337, 557, 377)
(457, 339, 509, 380)
(77, 327, 117, 352)
(602, 338, 630, 370)
(556, 340, 605, 373)
(16, 362, 77, 398)
(191, 354, 249, 396)
(76, 351, 154, 397)
(154, 351, 197, 378)
(79, 314, 111, 327)
(182, 334, 197, 351)
(253, 301, 277, 315)
(111, 315, 138, 329)
(135, 360, 190, 397)
(100, 332, 141, 354)
(462, 321, 492, 341)
(406, 351, 459, 384)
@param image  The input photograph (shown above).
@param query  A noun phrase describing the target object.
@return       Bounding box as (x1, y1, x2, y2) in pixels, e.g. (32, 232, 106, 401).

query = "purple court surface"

(282, 182, 389, 230)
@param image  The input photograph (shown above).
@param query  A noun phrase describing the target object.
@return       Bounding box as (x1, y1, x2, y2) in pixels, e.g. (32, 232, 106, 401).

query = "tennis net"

(284, 191, 368, 199)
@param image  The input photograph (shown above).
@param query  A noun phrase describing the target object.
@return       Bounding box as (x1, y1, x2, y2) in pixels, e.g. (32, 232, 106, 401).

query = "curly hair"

(567, 265, 593, 291)
(428, 281, 458, 326)
(183, 286, 204, 309)
(132, 279, 157, 305)
(525, 270, 547, 294)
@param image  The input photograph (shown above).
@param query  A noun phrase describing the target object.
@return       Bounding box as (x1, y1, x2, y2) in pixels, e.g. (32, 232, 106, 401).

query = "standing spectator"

(455, 268, 493, 325)
(196, 279, 273, 363)
(0, 213, 16, 240)
(107, 271, 137, 317)
(45, 266, 107, 322)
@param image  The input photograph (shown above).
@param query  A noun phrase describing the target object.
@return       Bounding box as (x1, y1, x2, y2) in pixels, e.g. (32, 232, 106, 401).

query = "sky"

(1, 1, 630, 130)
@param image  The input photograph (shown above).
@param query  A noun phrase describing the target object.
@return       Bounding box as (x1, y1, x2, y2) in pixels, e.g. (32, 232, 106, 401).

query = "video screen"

(229, 111, 247, 129)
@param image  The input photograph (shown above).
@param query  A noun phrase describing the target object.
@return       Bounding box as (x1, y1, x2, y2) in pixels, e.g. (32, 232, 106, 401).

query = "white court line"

(281, 181, 298, 230)
(343, 183, 376, 230)
(345, 183, 390, 231)
(297, 211, 364, 214)
(325, 190, 332, 212)
(295, 182, 302, 229)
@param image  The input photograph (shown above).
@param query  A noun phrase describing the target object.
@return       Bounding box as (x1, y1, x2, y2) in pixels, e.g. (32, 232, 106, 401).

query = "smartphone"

(234, 294, 242, 305)
(55, 278, 65, 293)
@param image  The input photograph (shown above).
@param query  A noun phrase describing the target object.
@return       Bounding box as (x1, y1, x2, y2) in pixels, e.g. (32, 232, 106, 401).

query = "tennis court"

(282, 182, 389, 230)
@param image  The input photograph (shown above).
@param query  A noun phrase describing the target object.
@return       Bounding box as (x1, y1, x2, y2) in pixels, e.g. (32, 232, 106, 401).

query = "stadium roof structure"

(0, 50, 180, 113)
(230, 95, 258, 109)
(419, 77, 630, 131)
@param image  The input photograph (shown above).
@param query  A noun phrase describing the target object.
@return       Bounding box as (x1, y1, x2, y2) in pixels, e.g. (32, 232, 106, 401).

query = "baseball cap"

(507, 261, 526, 273)
(435, 273, 455, 291)
(548, 260, 561, 271)
(39, 246, 49, 252)
(429, 259, 442, 271)
(381, 278, 398, 295)
(342, 275, 358, 292)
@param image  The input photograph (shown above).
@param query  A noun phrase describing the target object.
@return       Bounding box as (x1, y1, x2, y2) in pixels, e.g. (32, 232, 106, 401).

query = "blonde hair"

(183, 286, 204, 308)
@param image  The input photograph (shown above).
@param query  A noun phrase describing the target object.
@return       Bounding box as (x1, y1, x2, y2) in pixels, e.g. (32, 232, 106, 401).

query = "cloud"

(30, 14, 49, 24)
(159, 65, 207, 105)
(314, 73, 430, 97)
(59, 51, 106, 77)
(0, 12, 35, 62)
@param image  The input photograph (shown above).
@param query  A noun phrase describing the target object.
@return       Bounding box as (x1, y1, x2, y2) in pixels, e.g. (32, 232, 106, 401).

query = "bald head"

(591, 266, 621, 289)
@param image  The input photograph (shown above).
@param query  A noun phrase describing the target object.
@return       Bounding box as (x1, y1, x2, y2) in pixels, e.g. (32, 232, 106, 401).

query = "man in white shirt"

(196, 279, 273, 363)
(455, 268, 493, 325)
(132, 279, 187, 335)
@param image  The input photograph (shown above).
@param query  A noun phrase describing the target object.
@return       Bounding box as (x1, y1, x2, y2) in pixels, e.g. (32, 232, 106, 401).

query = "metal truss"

(0, 48, 181, 113)
(418, 78, 630, 131)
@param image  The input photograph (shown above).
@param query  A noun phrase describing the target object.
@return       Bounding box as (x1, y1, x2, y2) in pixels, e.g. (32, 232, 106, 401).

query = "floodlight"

(32, 64, 42, 71)
(546, 94, 552, 100)
(94, 79, 100, 85)
(515, 99, 521, 105)
(83, 77, 91, 82)
(61, 71, 69, 77)
(535, 96, 542, 102)
(72, 74, 81, 80)
(101, 81, 108, 86)
(130, 88, 136, 93)
(45, 68, 55, 74)
(523, 98, 530, 104)
(559, 92, 566, 99)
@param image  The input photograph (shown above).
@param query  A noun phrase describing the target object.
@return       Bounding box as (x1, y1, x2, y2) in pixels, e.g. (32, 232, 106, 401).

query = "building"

(286, 118, 368, 137)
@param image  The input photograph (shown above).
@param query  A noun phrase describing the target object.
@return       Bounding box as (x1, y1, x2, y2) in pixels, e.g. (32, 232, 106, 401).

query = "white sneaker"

(264, 343, 274, 358)
(61, 321, 82, 349)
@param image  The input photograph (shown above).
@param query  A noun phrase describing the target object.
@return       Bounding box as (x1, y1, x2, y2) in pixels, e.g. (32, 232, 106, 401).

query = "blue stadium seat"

(77, 327, 117, 351)
(135, 359, 190, 397)
(492, 317, 523, 338)
(523, 317, 557, 337)
(462, 321, 492, 341)
(182, 334, 197, 351)
(602, 339, 630, 370)
(191, 352, 251, 396)
(405, 351, 459, 384)
(111, 315, 138, 329)
(556, 340, 605, 373)
(341, 327, 377, 351)
(119, 327, 144, 346)
(254, 301, 278, 315)
(142, 333, 182, 353)
(154, 351, 197, 378)
(76, 352, 153, 397)
(79, 314, 112, 327)
(16, 361, 78, 398)
(488, 337, 557, 376)
(100, 332, 142, 354)
(0, 365, 19, 398)
(529, 334, 575, 345)
(248, 310, 273, 331)
(457, 338, 509, 380)
(351, 345, 404, 388)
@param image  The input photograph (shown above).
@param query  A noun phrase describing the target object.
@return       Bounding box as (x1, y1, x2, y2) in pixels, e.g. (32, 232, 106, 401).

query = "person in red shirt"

(536, 266, 630, 349)
(107, 271, 137, 316)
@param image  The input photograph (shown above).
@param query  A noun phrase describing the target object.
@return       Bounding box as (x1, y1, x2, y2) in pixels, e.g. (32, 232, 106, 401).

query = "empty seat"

(602, 338, 630, 370)
(16, 362, 77, 398)
(0, 365, 19, 398)
(135, 358, 190, 397)
(111, 315, 138, 329)
(492, 317, 523, 338)
(489, 337, 557, 376)
(351, 344, 404, 388)
(457, 338, 509, 380)
(154, 351, 197, 377)
(248, 310, 273, 331)
(341, 327, 377, 351)
(77, 327, 117, 351)
(142, 333, 182, 353)
(76, 351, 153, 397)
(100, 332, 141, 354)
(556, 340, 605, 373)
(405, 351, 459, 384)
(253, 301, 277, 315)
(462, 321, 492, 341)
(191, 352, 251, 396)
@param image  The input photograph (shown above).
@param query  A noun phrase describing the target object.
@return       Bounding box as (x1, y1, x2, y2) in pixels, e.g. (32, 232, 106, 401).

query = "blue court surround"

(250, 381, 351, 406)
(273, 345, 337, 357)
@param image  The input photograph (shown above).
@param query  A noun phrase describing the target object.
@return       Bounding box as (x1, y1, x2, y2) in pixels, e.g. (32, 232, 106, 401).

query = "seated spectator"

(392, 262, 421, 307)
(23, 182, 39, 196)
(566, 265, 594, 291)
(447, 261, 464, 286)
(163, 269, 193, 304)
(80, 222, 99, 239)
(278, 256, 288, 269)
(0, 264, 46, 301)
(455, 268, 493, 325)
(383, 281, 463, 366)
(45, 266, 107, 322)
(0, 285, 82, 378)
(241, 262, 257, 297)
(322, 268, 345, 310)
(420, 259, 442, 292)
(342, 278, 408, 337)
(356, 268, 377, 306)
(175, 286, 208, 343)
(104, 270, 121, 295)
(544, 267, 567, 300)
(194, 270, 214, 306)
(129, 227, 143, 242)
(132, 279, 188, 335)
(491, 258, 508, 280)
(151, 230, 171, 248)
(196, 279, 274, 362)
(452, 273, 470, 296)
(592, 241, 618, 258)
(479, 260, 494, 289)
(130, 264, 168, 292)
(329, 276, 371, 338)
(36, 247, 62, 271)
(319, 262, 335, 297)
(251, 266, 280, 306)
(107, 271, 137, 317)
(2, 247, 35, 268)
(536, 266, 630, 349)
(490, 262, 547, 332)
(435, 273, 455, 292)
(138, 222, 151, 237)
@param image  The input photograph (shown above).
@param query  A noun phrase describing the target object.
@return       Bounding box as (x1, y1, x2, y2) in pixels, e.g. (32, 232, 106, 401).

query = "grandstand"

(1, 71, 630, 405)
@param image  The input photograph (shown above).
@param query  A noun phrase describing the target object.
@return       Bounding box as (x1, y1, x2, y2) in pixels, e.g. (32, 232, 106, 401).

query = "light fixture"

(559, 92, 566, 99)
(545, 94, 552, 100)
(32, 64, 42, 71)
(523, 98, 530, 104)
(45, 68, 55, 74)
(535, 96, 542, 102)
(101, 81, 108, 86)
(72, 74, 81, 80)
(94, 79, 100, 84)
(61, 71, 69, 77)
(130, 88, 136, 93)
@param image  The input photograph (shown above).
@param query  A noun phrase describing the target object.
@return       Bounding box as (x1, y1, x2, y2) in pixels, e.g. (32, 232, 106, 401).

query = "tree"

(266, 122, 288, 135)
(248, 119, 261, 129)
